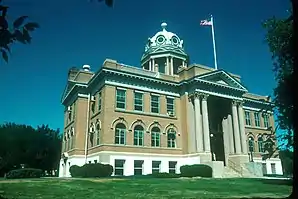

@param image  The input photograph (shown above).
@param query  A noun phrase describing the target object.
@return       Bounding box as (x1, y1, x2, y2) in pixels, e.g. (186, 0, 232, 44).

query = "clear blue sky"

(0, 0, 290, 131)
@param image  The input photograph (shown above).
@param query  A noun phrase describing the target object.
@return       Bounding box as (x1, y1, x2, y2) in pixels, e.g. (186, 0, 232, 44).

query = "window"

(151, 127, 160, 147)
(88, 161, 91, 164)
(263, 114, 269, 128)
(114, 159, 125, 175)
(71, 129, 75, 149)
(133, 125, 144, 146)
(271, 163, 276, 174)
(151, 95, 160, 113)
(167, 128, 176, 148)
(91, 97, 96, 113)
(94, 160, 98, 163)
(67, 132, 71, 150)
(98, 92, 102, 111)
(152, 161, 161, 173)
(116, 89, 126, 109)
(262, 163, 267, 175)
(245, 111, 251, 126)
(134, 92, 143, 111)
(258, 136, 264, 153)
(166, 97, 175, 116)
(254, 112, 260, 127)
(169, 161, 177, 174)
(72, 102, 76, 120)
(134, 160, 143, 175)
(115, 123, 126, 144)
(96, 123, 100, 145)
(248, 136, 255, 152)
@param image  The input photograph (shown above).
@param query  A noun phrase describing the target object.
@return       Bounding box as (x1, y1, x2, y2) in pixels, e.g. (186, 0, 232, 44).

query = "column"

(170, 57, 174, 75)
(149, 59, 152, 71)
(201, 94, 210, 152)
(194, 93, 204, 152)
(227, 114, 235, 154)
(232, 101, 241, 154)
(238, 102, 248, 154)
(166, 57, 169, 75)
(152, 59, 155, 72)
(187, 96, 196, 153)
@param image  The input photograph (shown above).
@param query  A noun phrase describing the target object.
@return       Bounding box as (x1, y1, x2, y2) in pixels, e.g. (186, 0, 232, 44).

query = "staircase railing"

(228, 159, 243, 176)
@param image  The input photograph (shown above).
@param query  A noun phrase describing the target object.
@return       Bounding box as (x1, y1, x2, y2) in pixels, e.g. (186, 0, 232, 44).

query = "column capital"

(232, 100, 243, 106)
(194, 92, 209, 100)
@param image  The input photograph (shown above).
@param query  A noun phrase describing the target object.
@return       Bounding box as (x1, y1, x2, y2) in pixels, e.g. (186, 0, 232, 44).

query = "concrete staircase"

(222, 166, 242, 178)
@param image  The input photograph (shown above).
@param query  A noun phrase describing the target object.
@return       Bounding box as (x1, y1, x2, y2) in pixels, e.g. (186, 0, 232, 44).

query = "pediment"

(61, 81, 75, 102)
(196, 70, 248, 91)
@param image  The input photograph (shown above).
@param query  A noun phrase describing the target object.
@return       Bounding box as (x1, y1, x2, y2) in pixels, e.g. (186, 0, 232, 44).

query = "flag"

(200, 19, 212, 26)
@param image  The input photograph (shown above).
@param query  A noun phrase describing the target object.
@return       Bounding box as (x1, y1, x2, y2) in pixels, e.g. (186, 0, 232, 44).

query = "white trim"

(195, 89, 243, 101)
(78, 94, 89, 98)
(116, 87, 127, 91)
(166, 96, 175, 99)
(134, 90, 145, 94)
(105, 80, 180, 97)
(196, 78, 247, 92)
(243, 106, 273, 113)
(244, 98, 271, 105)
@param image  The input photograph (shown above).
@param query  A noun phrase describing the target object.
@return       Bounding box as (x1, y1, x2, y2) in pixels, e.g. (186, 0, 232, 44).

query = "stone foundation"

(205, 161, 224, 178)
(198, 152, 212, 163)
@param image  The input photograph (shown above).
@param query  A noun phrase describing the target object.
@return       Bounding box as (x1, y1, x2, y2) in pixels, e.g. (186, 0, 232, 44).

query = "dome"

(144, 22, 184, 52)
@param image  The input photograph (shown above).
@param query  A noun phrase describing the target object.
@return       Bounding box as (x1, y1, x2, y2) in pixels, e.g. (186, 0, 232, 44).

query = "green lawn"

(0, 177, 292, 199)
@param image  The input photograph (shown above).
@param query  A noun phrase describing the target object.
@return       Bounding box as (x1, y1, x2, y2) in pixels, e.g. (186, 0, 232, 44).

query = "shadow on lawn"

(258, 178, 293, 186)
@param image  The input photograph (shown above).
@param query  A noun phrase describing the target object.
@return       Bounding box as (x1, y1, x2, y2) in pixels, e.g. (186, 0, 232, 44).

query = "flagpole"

(210, 15, 218, 70)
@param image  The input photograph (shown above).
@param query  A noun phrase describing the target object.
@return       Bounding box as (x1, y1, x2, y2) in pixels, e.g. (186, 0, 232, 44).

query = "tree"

(262, 9, 293, 149)
(0, 123, 62, 176)
(0, 0, 39, 63)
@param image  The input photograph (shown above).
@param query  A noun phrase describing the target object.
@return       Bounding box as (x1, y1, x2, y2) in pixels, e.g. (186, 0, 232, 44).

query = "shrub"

(69, 163, 113, 178)
(150, 172, 180, 178)
(5, 168, 43, 179)
(180, 164, 212, 178)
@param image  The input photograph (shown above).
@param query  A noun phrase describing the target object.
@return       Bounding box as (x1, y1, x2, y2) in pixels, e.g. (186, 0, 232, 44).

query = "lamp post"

(248, 137, 254, 162)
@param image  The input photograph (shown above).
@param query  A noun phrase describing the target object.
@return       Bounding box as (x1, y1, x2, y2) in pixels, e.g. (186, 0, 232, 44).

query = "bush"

(5, 168, 43, 179)
(150, 172, 180, 178)
(180, 164, 212, 178)
(69, 163, 113, 178)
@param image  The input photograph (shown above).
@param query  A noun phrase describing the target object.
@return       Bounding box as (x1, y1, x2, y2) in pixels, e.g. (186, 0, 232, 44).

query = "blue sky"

(0, 0, 290, 131)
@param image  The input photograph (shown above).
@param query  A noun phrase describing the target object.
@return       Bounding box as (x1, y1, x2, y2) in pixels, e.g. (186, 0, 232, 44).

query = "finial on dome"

(161, 22, 167, 31)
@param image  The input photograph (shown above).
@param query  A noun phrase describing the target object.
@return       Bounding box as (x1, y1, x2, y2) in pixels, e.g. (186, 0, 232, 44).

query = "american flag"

(200, 19, 212, 26)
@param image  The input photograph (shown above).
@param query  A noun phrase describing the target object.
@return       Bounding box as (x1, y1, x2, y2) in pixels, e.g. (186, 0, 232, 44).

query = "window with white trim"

(134, 92, 143, 111)
(151, 127, 160, 147)
(151, 95, 160, 113)
(254, 112, 260, 127)
(114, 159, 125, 176)
(245, 111, 251, 126)
(134, 160, 143, 175)
(115, 123, 126, 144)
(166, 97, 175, 116)
(263, 114, 270, 128)
(258, 136, 264, 153)
(96, 123, 100, 145)
(116, 89, 126, 109)
(98, 92, 102, 111)
(167, 128, 176, 148)
(271, 163, 276, 174)
(169, 161, 177, 174)
(133, 125, 144, 146)
(152, 161, 161, 173)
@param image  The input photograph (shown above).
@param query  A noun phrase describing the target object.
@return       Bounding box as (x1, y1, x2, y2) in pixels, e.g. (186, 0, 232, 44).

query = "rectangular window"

(151, 131, 160, 147)
(271, 163, 276, 174)
(114, 159, 125, 176)
(134, 160, 143, 175)
(166, 97, 175, 116)
(98, 92, 102, 111)
(72, 102, 76, 120)
(115, 128, 125, 145)
(254, 112, 260, 127)
(133, 129, 143, 146)
(91, 97, 96, 114)
(263, 114, 269, 128)
(169, 161, 177, 174)
(151, 95, 160, 113)
(245, 111, 251, 126)
(116, 89, 126, 109)
(152, 161, 161, 173)
(94, 160, 98, 163)
(134, 92, 143, 111)
(262, 163, 267, 175)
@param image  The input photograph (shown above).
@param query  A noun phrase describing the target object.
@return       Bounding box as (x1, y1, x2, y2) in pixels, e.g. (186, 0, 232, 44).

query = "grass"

(0, 177, 293, 199)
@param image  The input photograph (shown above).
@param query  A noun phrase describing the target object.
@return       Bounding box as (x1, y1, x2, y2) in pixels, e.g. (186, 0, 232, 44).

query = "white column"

(149, 59, 152, 71)
(170, 57, 174, 75)
(187, 96, 196, 153)
(166, 57, 169, 75)
(194, 93, 203, 152)
(232, 101, 241, 154)
(222, 117, 229, 154)
(238, 102, 248, 154)
(201, 94, 210, 152)
(152, 59, 155, 72)
(227, 114, 235, 154)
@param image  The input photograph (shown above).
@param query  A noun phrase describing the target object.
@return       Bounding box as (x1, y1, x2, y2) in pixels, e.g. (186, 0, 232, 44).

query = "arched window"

(258, 136, 264, 153)
(134, 125, 144, 146)
(96, 123, 100, 145)
(151, 127, 160, 147)
(67, 132, 71, 150)
(167, 128, 176, 148)
(248, 136, 255, 152)
(115, 123, 126, 145)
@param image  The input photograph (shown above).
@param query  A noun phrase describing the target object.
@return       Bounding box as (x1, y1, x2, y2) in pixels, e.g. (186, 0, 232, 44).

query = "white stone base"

(58, 151, 203, 177)
(253, 157, 283, 175)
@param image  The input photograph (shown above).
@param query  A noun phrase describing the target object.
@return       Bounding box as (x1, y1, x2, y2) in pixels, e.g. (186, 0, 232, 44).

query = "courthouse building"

(59, 23, 283, 177)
